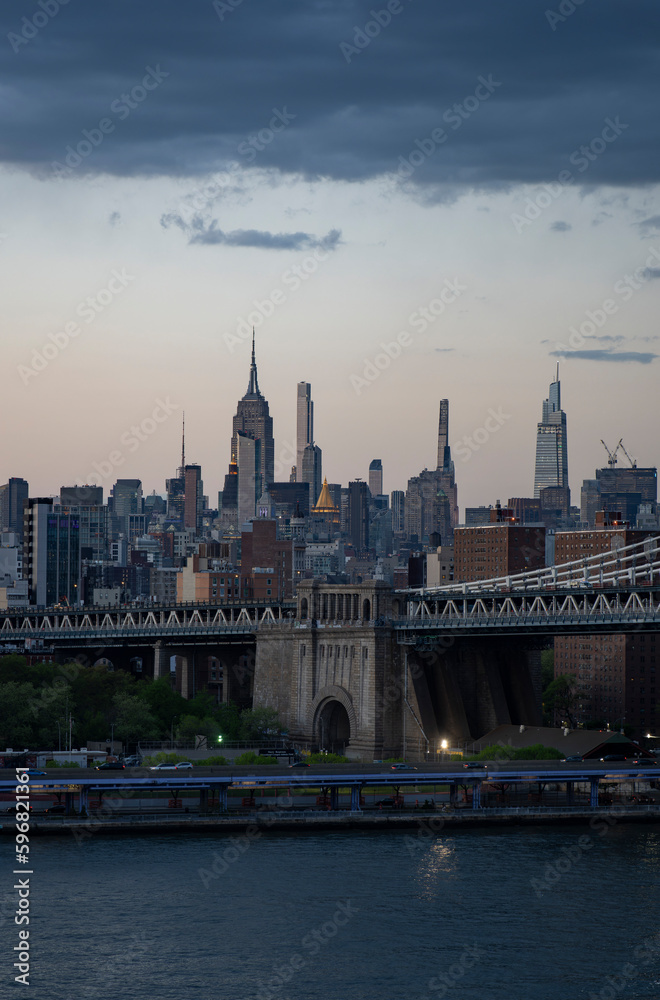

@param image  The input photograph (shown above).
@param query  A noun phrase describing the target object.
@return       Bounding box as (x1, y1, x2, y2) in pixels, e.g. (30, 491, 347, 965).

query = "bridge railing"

(405, 535, 660, 596)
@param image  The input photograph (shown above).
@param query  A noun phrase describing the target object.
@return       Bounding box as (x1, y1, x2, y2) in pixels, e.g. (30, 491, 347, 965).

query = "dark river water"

(4, 823, 660, 999)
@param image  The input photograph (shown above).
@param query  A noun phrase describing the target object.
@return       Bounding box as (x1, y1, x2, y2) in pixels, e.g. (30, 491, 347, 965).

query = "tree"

(71, 663, 134, 720)
(137, 678, 186, 737)
(186, 691, 217, 720)
(238, 707, 281, 741)
(176, 714, 219, 742)
(541, 648, 555, 694)
(215, 701, 241, 741)
(0, 654, 30, 684)
(32, 681, 70, 749)
(544, 674, 581, 728)
(0, 682, 39, 748)
(112, 692, 160, 745)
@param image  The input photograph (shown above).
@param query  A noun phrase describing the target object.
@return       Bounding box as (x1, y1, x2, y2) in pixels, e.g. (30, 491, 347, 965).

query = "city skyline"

(0, 1, 658, 509)
(2, 6, 659, 997)
(2, 346, 656, 515)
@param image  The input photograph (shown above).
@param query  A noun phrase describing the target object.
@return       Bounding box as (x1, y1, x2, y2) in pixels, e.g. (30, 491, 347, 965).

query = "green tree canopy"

(176, 714, 219, 742)
(544, 674, 582, 728)
(0, 681, 40, 748)
(136, 677, 186, 736)
(238, 706, 281, 741)
(112, 692, 160, 745)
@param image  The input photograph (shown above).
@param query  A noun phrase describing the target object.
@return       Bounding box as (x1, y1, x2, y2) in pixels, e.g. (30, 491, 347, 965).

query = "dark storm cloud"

(0, 0, 658, 189)
(550, 221, 571, 232)
(160, 212, 342, 251)
(637, 216, 660, 233)
(550, 349, 658, 364)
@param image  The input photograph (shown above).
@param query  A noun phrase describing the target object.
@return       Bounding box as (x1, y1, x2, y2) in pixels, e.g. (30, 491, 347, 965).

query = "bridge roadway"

(2, 760, 658, 796)
(1, 588, 660, 646)
(398, 585, 660, 636)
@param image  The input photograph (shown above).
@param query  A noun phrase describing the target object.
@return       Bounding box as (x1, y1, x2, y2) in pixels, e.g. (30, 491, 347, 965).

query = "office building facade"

(533, 370, 569, 498)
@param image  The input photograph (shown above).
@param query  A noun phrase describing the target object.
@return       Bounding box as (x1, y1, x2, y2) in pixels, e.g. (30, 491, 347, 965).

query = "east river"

(5, 824, 660, 999)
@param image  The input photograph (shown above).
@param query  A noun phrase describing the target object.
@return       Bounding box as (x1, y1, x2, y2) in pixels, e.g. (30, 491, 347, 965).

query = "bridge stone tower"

(253, 581, 543, 761)
(254, 581, 406, 760)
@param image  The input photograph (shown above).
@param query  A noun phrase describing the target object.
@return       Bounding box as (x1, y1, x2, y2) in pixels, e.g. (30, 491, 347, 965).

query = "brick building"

(453, 523, 545, 583)
(240, 518, 295, 600)
(553, 523, 660, 736)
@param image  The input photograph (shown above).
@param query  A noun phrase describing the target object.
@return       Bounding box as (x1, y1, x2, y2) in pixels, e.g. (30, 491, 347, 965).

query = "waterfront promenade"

(3, 761, 660, 835)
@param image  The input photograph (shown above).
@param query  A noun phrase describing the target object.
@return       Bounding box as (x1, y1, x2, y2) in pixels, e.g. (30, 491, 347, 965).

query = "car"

(95, 761, 126, 770)
(562, 755, 584, 762)
(289, 762, 310, 768)
(44, 804, 66, 814)
(374, 796, 404, 809)
(122, 756, 142, 767)
(464, 762, 486, 769)
(23, 769, 47, 776)
(149, 762, 193, 770)
(599, 754, 627, 762)
(6, 803, 32, 813)
(632, 758, 657, 766)
(390, 763, 418, 771)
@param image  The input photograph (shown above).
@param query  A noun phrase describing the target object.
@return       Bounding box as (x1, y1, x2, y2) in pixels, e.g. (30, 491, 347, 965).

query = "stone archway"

(315, 700, 351, 754)
(93, 657, 114, 670)
(310, 686, 358, 755)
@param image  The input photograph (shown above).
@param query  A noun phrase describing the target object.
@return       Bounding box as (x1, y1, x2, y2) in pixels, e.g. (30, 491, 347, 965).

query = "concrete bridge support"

(254, 583, 544, 760)
(404, 638, 542, 750)
(153, 641, 169, 680)
(254, 620, 403, 761)
(147, 643, 256, 703)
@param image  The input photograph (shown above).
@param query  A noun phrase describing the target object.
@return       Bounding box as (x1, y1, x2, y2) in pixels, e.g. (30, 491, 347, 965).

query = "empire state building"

(222, 332, 275, 521)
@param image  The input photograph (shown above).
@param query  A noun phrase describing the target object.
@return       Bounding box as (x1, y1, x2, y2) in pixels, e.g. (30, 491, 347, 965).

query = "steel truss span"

(0, 601, 296, 642)
(398, 586, 660, 637)
(405, 535, 660, 597)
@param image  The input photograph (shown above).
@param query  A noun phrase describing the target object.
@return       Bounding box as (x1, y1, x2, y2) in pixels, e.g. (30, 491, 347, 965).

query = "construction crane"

(619, 440, 637, 469)
(601, 438, 622, 468)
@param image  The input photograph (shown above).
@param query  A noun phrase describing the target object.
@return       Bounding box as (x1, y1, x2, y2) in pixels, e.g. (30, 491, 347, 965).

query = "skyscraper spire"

(437, 399, 452, 471)
(244, 327, 262, 398)
(534, 371, 569, 497)
(181, 412, 185, 471)
(176, 412, 186, 478)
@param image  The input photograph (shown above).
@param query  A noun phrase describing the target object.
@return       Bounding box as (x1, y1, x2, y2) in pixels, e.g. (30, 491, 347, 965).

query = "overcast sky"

(1, 0, 658, 510)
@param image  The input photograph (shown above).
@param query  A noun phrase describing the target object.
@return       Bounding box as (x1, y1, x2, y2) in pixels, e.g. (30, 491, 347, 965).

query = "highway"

(3, 759, 660, 786)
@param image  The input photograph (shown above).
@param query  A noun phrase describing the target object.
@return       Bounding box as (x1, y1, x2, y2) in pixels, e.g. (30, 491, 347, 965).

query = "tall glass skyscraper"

(534, 369, 569, 497)
(296, 381, 322, 505)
